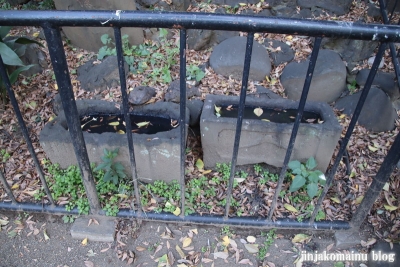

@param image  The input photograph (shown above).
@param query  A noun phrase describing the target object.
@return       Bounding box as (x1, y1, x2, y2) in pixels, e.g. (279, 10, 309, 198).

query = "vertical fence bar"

(0, 170, 17, 204)
(113, 27, 142, 215)
(310, 43, 387, 223)
(179, 29, 187, 217)
(0, 56, 54, 206)
(379, 0, 400, 92)
(267, 37, 322, 221)
(42, 25, 101, 214)
(351, 132, 400, 228)
(224, 32, 254, 219)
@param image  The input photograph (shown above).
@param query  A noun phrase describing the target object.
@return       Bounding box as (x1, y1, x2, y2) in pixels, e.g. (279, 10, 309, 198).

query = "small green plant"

(288, 157, 326, 198)
(258, 229, 276, 260)
(186, 64, 205, 82)
(94, 148, 126, 185)
(347, 80, 357, 94)
(221, 226, 235, 237)
(224, 4, 239, 14)
(0, 149, 10, 162)
(62, 215, 75, 223)
(216, 163, 231, 182)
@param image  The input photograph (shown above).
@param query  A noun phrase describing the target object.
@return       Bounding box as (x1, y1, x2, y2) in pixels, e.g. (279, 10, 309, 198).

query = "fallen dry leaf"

(213, 251, 229, 260)
(182, 237, 192, 248)
(244, 243, 259, 253)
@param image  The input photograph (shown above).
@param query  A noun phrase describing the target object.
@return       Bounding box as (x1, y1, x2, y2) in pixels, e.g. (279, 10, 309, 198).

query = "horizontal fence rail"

(1, 9, 400, 231)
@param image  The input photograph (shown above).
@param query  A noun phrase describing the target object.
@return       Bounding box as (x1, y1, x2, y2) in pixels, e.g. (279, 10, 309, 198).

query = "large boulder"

(209, 36, 271, 81)
(77, 56, 128, 92)
(5, 0, 29, 5)
(128, 86, 157, 105)
(281, 49, 346, 103)
(53, 0, 143, 52)
(335, 87, 398, 132)
(356, 70, 400, 101)
(297, 0, 352, 15)
(321, 38, 379, 70)
(164, 79, 201, 103)
(263, 38, 294, 66)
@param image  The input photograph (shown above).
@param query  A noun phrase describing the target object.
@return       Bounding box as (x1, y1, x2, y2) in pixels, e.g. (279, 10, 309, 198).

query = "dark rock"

(77, 56, 128, 92)
(156, 0, 190, 11)
(271, 4, 297, 17)
(297, 0, 352, 15)
(367, 3, 382, 19)
(128, 86, 157, 105)
(394, 99, 400, 111)
(136, 0, 160, 8)
(281, 49, 346, 103)
(164, 80, 201, 103)
(368, 240, 399, 267)
(335, 87, 397, 132)
(52, 94, 62, 116)
(253, 86, 282, 99)
(321, 38, 379, 65)
(210, 0, 258, 5)
(214, 7, 226, 14)
(187, 99, 204, 126)
(263, 38, 294, 65)
(356, 70, 400, 101)
(209, 36, 271, 81)
(9, 43, 47, 77)
(53, 0, 143, 51)
(209, 30, 240, 46)
(187, 29, 213, 51)
(241, 9, 273, 17)
(385, 0, 400, 13)
(5, 0, 29, 5)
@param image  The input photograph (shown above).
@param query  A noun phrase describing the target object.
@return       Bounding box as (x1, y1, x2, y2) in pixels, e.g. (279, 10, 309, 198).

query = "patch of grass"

(221, 226, 235, 237)
(258, 229, 277, 260)
(0, 149, 10, 162)
(36, 151, 131, 216)
(347, 80, 357, 94)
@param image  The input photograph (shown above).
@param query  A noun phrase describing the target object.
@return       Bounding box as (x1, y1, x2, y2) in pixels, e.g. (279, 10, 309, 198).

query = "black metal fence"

(0, 2, 400, 231)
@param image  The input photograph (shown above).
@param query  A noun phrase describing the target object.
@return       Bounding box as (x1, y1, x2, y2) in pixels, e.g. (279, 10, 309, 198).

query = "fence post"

(351, 132, 400, 228)
(42, 25, 101, 214)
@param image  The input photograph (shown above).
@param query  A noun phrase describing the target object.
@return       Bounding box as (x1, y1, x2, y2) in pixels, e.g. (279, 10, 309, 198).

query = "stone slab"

(70, 216, 115, 242)
(40, 100, 189, 183)
(200, 95, 342, 172)
(334, 230, 362, 250)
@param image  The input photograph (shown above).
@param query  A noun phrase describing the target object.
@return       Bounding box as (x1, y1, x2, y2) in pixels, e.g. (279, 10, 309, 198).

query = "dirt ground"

(0, 211, 374, 267)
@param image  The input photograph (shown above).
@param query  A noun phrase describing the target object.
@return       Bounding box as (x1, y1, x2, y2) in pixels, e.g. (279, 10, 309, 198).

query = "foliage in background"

(288, 157, 326, 198)
(93, 148, 126, 185)
(0, 0, 55, 10)
(0, 26, 41, 107)
(97, 30, 204, 85)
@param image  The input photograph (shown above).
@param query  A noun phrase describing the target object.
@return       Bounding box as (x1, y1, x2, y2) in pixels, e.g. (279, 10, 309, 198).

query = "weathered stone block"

(70, 216, 115, 242)
(40, 100, 189, 183)
(200, 95, 342, 172)
(53, 0, 144, 52)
